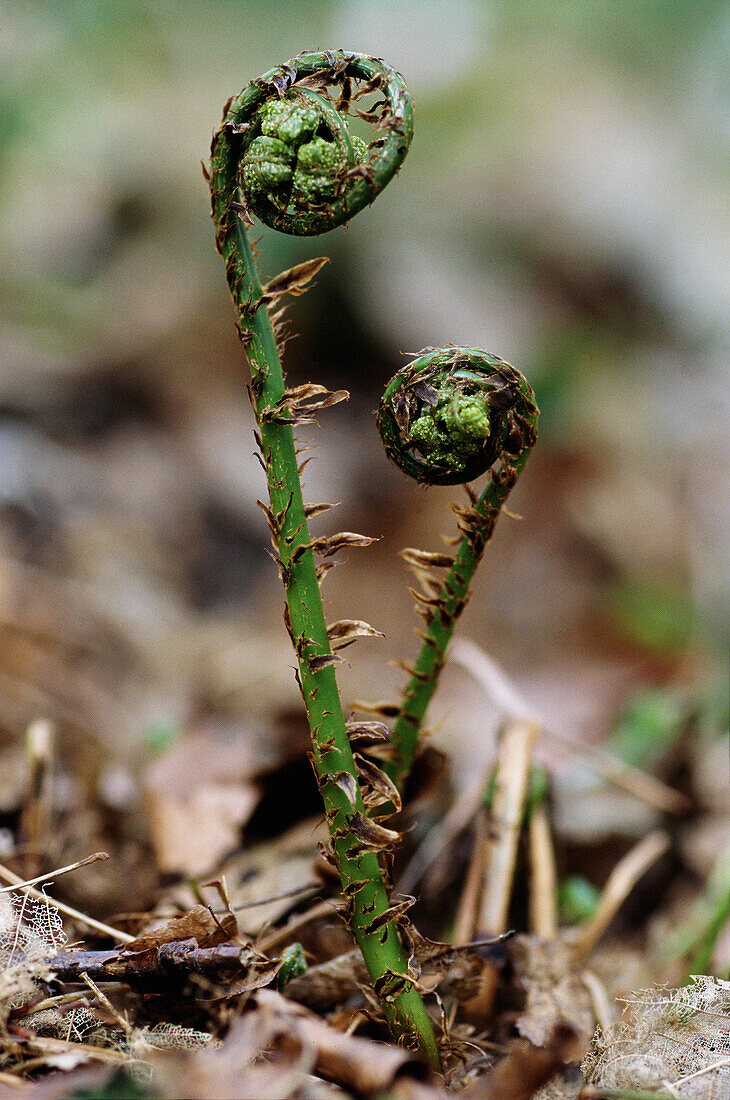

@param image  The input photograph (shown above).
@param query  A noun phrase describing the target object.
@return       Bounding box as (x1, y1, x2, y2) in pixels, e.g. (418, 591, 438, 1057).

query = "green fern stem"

(209, 51, 438, 1064)
(377, 348, 539, 792)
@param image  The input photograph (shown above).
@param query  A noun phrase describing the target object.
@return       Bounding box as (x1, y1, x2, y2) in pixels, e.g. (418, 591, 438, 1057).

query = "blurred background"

(0, 2, 727, 906)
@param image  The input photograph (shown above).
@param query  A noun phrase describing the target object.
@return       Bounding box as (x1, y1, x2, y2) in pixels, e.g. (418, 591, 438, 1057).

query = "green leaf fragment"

(558, 875, 600, 926)
(277, 942, 308, 989)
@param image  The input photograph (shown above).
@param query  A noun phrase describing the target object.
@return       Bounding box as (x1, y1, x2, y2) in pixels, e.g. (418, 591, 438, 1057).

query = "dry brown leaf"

(122, 904, 237, 953)
(255, 989, 427, 1092)
(508, 935, 596, 1047)
(162, 816, 328, 937)
(145, 784, 257, 878)
(152, 989, 428, 1098)
(463, 1026, 581, 1100)
(147, 1010, 316, 1100)
(143, 729, 259, 876)
(284, 930, 485, 1011)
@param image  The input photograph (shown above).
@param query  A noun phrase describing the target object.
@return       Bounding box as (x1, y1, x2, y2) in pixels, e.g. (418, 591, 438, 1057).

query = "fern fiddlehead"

(208, 52, 439, 1064)
(376, 347, 539, 791)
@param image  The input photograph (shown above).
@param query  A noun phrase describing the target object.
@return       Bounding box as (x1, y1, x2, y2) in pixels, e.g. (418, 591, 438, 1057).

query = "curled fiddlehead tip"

(377, 347, 539, 486)
(210, 50, 413, 236)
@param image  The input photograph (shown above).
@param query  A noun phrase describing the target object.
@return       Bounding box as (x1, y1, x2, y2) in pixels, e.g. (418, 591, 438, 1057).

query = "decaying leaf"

(284, 928, 490, 1010)
(218, 950, 285, 999)
(508, 934, 596, 1047)
(122, 904, 237, 953)
(143, 730, 259, 877)
(161, 817, 327, 939)
(153, 989, 428, 1099)
(463, 1025, 581, 1100)
(582, 975, 730, 1097)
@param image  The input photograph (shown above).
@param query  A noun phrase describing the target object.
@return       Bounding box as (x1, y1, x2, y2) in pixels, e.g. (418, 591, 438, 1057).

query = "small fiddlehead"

(376, 347, 539, 791)
(209, 53, 438, 1065)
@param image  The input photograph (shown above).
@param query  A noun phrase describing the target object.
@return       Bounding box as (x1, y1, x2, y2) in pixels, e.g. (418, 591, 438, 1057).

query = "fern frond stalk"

(209, 51, 438, 1066)
(377, 348, 539, 792)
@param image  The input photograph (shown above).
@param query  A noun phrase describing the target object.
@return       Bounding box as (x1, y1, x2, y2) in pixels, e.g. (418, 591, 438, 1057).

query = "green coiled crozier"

(209, 52, 438, 1065)
(213, 50, 413, 236)
(377, 347, 539, 791)
(241, 91, 368, 212)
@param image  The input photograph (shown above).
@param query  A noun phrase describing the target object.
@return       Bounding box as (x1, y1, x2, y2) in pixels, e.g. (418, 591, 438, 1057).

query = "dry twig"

(479, 720, 539, 934)
(528, 803, 558, 938)
(572, 830, 670, 960)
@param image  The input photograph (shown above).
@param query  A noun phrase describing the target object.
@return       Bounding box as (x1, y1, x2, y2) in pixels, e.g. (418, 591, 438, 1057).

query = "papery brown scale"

(407, 586, 443, 609)
(261, 257, 330, 306)
(306, 532, 376, 558)
(347, 812, 401, 850)
(374, 970, 410, 1002)
(354, 754, 402, 815)
(256, 498, 277, 539)
(315, 559, 338, 584)
(326, 771, 358, 807)
(315, 842, 336, 874)
(327, 619, 385, 650)
(345, 720, 390, 745)
(399, 548, 455, 569)
(282, 604, 295, 644)
(308, 653, 345, 673)
(295, 634, 317, 657)
(304, 502, 337, 519)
